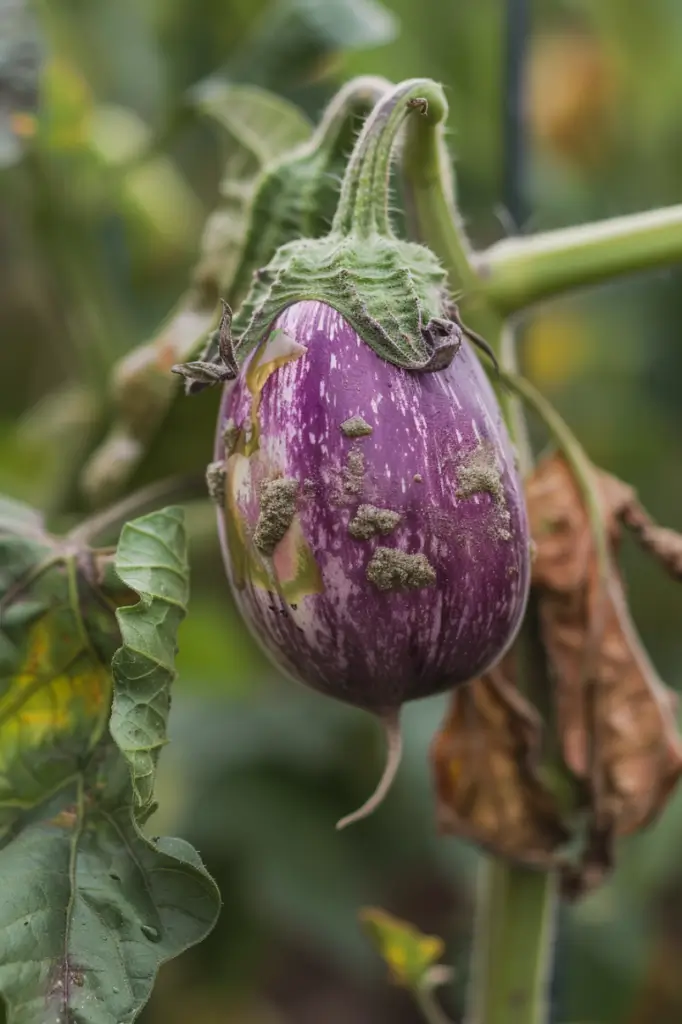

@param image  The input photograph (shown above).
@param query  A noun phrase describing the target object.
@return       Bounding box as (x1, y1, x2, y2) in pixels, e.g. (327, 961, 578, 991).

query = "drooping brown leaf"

(431, 661, 568, 868)
(431, 452, 682, 887)
(528, 454, 682, 841)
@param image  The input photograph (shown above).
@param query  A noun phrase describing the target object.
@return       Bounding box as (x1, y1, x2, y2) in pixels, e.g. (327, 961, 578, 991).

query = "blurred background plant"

(3, 0, 682, 1021)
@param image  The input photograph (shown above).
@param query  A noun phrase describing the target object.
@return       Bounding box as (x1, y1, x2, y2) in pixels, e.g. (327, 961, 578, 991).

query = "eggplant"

(212, 300, 530, 826)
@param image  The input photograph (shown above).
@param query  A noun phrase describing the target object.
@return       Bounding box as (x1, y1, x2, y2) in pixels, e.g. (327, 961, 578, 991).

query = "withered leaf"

(528, 454, 682, 840)
(431, 452, 682, 888)
(431, 662, 567, 868)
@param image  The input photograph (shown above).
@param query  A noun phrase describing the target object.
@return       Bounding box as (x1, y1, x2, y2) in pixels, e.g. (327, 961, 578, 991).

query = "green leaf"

(0, 748, 219, 1024)
(193, 84, 312, 308)
(0, 500, 220, 1023)
(194, 82, 312, 165)
(214, 0, 398, 92)
(0, 494, 44, 535)
(360, 907, 446, 989)
(110, 507, 189, 811)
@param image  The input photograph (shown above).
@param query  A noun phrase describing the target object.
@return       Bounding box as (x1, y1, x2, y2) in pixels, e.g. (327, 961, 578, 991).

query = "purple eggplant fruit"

(212, 300, 530, 827)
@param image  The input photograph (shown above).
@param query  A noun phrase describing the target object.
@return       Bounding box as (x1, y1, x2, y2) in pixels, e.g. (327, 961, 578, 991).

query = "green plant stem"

(401, 117, 559, 1024)
(414, 985, 454, 1024)
(499, 323, 532, 469)
(401, 113, 477, 298)
(469, 862, 558, 1024)
(475, 204, 682, 314)
(67, 473, 207, 546)
(466, 333, 562, 1024)
(332, 78, 447, 238)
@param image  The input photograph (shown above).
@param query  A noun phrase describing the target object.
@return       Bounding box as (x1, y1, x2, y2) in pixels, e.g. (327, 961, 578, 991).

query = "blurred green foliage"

(4, 0, 682, 1021)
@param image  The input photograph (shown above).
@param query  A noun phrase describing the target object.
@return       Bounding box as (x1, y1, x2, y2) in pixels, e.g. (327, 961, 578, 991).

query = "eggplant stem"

(335, 709, 402, 830)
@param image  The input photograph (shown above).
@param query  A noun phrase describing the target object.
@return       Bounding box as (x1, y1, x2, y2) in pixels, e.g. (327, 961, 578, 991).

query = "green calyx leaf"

(230, 78, 462, 373)
(232, 231, 461, 371)
(0, 499, 219, 1023)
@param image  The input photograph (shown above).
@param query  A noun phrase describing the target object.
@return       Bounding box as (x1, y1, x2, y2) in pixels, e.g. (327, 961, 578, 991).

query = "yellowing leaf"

(360, 907, 445, 989)
(0, 497, 219, 1022)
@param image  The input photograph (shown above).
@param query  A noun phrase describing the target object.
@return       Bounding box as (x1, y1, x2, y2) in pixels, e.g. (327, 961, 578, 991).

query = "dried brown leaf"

(528, 454, 682, 840)
(431, 452, 682, 890)
(431, 661, 567, 867)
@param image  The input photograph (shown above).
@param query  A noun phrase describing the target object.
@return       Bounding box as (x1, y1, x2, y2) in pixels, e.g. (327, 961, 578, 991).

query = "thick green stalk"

(469, 861, 558, 1024)
(401, 113, 478, 299)
(401, 114, 559, 1024)
(475, 204, 682, 314)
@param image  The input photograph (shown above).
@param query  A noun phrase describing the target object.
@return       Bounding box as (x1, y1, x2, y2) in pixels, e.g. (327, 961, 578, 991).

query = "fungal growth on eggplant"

(222, 418, 240, 456)
(206, 461, 226, 506)
(365, 548, 437, 591)
(457, 442, 505, 506)
(205, 80, 531, 830)
(343, 448, 366, 496)
(253, 478, 299, 555)
(348, 505, 402, 540)
(341, 416, 374, 438)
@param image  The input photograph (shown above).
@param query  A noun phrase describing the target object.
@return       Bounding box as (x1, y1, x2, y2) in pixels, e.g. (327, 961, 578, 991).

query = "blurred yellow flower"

(523, 311, 592, 386)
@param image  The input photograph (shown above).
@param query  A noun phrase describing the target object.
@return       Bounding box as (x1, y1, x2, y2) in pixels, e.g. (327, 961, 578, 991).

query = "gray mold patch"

(343, 447, 365, 495)
(456, 442, 513, 542)
(340, 415, 373, 438)
(348, 504, 402, 540)
(222, 418, 240, 455)
(253, 478, 299, 555)
(456, 442, 505, 506)
(366, 547, 436, 591)
(205, 461, 226, 506)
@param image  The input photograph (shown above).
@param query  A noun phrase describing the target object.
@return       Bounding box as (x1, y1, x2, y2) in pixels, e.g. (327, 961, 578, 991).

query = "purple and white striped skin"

(215, 300, 530, 715)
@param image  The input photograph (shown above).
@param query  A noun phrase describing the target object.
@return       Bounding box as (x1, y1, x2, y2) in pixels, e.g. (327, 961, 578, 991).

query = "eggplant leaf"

(0, 501, 219, 1024)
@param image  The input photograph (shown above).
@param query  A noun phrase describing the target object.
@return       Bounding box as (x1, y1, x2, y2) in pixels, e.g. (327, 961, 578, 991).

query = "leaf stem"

(67, 474, 207, 547)
(414, 985, 455, 1024)
(475, 204, 682, 314)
